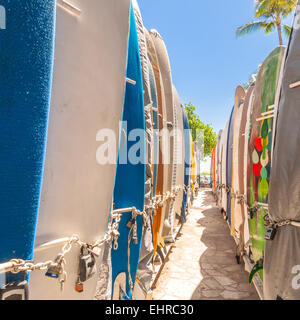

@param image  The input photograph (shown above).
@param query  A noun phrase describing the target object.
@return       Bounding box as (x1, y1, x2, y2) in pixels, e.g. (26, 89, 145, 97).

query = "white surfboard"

(243, 87, 255, 253)
(231, 86, 246, 238)
(216, 130, 223, 208)
(29, 0, 131, 300)
(221, 121, 229, 215)
(166, 85, 185, 241)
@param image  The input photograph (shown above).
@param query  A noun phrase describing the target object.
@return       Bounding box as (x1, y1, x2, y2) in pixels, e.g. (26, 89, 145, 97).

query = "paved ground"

(152, 188, 259, 300)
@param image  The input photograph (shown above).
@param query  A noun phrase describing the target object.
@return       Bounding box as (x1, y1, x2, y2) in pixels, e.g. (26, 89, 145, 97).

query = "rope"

(127, 221, 135, 299)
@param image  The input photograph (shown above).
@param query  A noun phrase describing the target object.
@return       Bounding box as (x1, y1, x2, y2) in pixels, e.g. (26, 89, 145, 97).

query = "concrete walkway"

(152, 188, 259, 300)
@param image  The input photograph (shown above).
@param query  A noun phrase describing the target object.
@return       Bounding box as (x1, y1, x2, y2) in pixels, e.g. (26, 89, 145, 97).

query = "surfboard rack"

(289, 81, 300, 89)
(34, 237, 70, 253)
(150, 220, 184, 292)
(261, 110, 275, 117)
(126, 77, 136, 85)
(56, 0, 81, 16)
(256, 114, 274, 122)
(0, 261, 17, 275)
(255, 202, 269, 210)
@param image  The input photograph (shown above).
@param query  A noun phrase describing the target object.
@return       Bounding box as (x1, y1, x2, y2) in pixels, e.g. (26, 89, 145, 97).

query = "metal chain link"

(3, 184, 187, 292)
(4, 211, 124, 287)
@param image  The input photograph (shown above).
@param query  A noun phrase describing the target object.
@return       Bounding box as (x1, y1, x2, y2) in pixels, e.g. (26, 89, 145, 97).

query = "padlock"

(264, 225, 277, 240)
(249, 207, 257, 220)
(132, 231, 139, 245)
(45, 254, 64, 278)
(75, 277, 84, 293)
(79, 246, 96, 283)
(0, 272, 29, 300)
(45, 265, 60, 278)
(126, 217, 136, 229)
(132, 222, 138, 245)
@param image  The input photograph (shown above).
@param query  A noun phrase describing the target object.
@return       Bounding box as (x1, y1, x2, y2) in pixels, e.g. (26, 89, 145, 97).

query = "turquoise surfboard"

(0, 0, 56, 286)
(111, 4, 145, 300)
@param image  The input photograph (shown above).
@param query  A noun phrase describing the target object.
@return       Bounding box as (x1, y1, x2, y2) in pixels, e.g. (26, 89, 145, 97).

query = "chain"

(147, 185, 184, 213)
(3, 184, 186, 293)
(263, 216, 300, 229)
(245, 202, 300, 229)
(3, 211, 125, 289)
(9, 259, 55, 274)
(236, 194, 245, 204)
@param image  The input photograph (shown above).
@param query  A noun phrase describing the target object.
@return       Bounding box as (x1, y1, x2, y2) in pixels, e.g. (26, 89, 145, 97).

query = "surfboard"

(226, 108, 234, 224)
(145, 30, 167, 256)
(150, 30, 175, 239)
(216, 130, 223, 207)
(29, 0, 132, 300)
(210, 147, 214, 189)
(231, 86, 246, 240)
(220, 121, 229, 216)
(110, 4, 145, 300)
(191, 141, 197, 197)
(195, 144, 201, 190)
(131, 0, 154, 301)
(0, 1, 56, 299)
(182, 107, 191, 221)
(149, 62, 159, 198)
(187, 131, 194, 211)
(264, 5, 300, 299)
(212, 144, 217, 194)
(247, 46, 285, 271)
(165, 86, 185, 242)
(237, 83, 255, 257)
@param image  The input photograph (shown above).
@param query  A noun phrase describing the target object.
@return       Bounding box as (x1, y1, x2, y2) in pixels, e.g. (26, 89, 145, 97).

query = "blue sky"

(138, 0, 294, 171)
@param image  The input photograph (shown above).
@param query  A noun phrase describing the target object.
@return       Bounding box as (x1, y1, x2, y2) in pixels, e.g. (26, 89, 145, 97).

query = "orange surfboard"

(145, 30, 166, 255)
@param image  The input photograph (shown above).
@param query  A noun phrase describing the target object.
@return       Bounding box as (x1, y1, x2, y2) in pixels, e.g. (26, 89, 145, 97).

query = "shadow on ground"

(190, 190, 258, 300)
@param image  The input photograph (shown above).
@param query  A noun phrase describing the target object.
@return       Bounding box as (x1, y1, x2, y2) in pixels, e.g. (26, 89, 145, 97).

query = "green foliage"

(236, 0, 297, 45)
(185, 102, 217, 160)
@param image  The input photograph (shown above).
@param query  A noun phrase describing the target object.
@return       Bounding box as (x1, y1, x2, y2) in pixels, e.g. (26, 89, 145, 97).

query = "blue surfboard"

(0, 0, 56, 287)
(182, 106, 191, 222)
(111, 4, 145, 300)
(148, 60, 159, 197)
(226, 107, 234, 224)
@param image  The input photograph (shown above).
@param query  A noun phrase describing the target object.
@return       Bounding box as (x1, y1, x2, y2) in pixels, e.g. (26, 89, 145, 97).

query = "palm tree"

(236, 0, 297, 45)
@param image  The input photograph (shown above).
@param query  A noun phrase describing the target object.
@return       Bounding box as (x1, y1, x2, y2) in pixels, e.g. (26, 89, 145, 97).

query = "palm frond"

(236, 20, 270, 37)
(255, 0, 297, 17)
(264, 21, 276, 34)
(282, 24, 292, 38)
(279, 0, 297, 15)
(256, 0, 272, 17)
